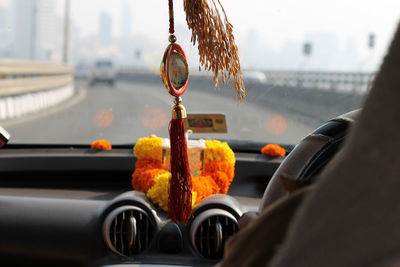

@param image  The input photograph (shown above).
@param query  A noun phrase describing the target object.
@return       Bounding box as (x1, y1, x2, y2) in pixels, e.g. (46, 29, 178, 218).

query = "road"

(3, 78, 316, 145)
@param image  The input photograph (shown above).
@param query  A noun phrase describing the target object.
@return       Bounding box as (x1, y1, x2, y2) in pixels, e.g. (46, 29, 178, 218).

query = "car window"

(0, 0, 399, 145)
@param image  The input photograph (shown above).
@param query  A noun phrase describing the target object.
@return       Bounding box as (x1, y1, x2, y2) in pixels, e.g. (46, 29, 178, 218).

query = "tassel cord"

(168, 0, 175, 34)
(168, 118, 192, 223)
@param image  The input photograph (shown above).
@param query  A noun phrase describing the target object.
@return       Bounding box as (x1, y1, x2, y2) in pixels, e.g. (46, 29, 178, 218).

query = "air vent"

(103, 205, 155, 256)
(190, 209, 239, 259)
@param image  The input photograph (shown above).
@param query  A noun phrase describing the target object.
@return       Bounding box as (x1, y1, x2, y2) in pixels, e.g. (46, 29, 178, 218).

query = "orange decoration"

(131, 137, 236, 210)
(203, 159, 235, 181)
(207, 171, 231, 194)
(132, 168, 168, 192)
(94, 109, 114, 128)
(202, 159, 235, 194)
(192, 176, 219, 203)
(135, 158, 164, 170)
(132, 159, 167, 192)
(90, 139, 112, 150)
(264, 114, 287, 135)
(140, 107, 168, 131)
(261, 144, 286, 157)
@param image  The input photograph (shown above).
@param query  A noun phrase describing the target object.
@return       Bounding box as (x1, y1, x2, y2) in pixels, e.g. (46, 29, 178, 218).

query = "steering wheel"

(259, 109, 360, 211)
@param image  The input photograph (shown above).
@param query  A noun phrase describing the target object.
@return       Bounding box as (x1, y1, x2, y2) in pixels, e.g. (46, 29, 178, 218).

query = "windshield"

(0, 0, 399, 145)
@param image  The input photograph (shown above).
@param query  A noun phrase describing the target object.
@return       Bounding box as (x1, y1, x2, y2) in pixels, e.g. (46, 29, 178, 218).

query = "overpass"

(0, 60, 74, 121)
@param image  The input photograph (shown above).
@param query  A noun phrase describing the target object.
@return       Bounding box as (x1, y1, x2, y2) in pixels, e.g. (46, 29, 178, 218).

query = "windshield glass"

(0, 0, 399, 145)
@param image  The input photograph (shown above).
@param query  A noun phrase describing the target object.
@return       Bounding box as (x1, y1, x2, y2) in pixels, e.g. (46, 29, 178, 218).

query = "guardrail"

(118, 68, 375, 94)
(117, 68, 368, 128)
(263, 71, 375, 94)
(0, 60, 74, 121)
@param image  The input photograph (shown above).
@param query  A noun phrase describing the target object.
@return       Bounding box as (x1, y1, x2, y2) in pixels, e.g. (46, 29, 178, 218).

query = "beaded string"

(168, 0, 175, 34)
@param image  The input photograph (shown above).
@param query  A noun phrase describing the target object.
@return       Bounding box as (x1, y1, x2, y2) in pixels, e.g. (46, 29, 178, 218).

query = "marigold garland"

(203, 159, 235, 180)
(261, 144, 286, 157)
(204, 140, 235, 166)
(134, 136, 163, 160)
(131, 137, 235, 211)
(135, 158, 164, 170)
(132, 168, 168, 193)
(192, 175, 219, 203)
(202, 159, 235, 194)
(90, 139, 112, 150)
(147, 172, 197, 211)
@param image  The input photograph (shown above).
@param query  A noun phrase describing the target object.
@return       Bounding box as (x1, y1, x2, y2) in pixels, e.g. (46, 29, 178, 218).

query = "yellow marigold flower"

(134, 136, 163, 160)
(204, 140, 235, 166)
(147, 172, 197, 212)
(147, 172, 171, 211)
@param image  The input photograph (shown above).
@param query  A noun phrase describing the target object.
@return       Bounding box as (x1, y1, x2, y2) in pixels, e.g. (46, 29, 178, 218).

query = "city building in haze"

(12, 0, 36, 59)
(12, 0, 59, 61)
(121, 2, 132, 37)
(0, 6, 12, 57)
(99, 12, 112, 46)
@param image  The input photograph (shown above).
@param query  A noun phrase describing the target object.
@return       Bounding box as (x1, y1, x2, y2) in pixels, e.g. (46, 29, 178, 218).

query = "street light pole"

(62, 0, 70, 63)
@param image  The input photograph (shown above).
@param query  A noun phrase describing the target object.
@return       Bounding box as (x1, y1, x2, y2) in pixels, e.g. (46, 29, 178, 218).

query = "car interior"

(1, 1, 400, 266)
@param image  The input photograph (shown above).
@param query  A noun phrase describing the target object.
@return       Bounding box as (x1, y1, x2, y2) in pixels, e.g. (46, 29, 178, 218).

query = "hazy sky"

(1, 0, 400, 70)
(65, 0, 400, 69)
(64, 0, 400, 47)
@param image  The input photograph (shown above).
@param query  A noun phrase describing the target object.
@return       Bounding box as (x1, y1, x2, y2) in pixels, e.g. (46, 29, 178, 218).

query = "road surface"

(3, 77, 351, 145)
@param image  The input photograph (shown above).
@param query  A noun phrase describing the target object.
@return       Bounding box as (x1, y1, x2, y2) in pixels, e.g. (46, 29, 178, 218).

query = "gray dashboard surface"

(0, 147, 278, 266)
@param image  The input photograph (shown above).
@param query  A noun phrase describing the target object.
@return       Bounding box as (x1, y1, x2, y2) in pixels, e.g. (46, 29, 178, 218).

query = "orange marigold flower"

(261, 144, 286, 157)
(132, 168, 168, 192)
(203, 159, 235, 181)
(90, 139, 112, 150)
(192, 176, 219, 203)
(135, 158, 164, 170)
(206, 171, 231, 194)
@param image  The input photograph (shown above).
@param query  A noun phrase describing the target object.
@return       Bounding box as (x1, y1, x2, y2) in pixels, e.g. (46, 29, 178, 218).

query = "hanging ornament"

(184, 0, 246, 100)
(160, 0, 192, 223)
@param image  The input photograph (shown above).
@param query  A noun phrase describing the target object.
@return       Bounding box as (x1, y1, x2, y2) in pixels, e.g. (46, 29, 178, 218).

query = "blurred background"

(1, 0, 399, 70)
(0, 0, 399, 145)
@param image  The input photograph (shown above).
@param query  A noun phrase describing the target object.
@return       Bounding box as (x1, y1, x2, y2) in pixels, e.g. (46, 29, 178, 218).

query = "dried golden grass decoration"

(183, 0, 246, 100)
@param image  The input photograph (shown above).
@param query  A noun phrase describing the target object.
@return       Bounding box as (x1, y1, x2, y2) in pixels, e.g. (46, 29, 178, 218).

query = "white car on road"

(89, 60, 116, 86)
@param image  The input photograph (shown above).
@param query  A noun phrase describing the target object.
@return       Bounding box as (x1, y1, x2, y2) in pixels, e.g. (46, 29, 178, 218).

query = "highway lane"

(4, 79, 314, 145)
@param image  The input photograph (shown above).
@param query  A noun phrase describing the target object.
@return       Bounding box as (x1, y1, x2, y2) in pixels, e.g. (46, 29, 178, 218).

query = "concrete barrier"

(262, 70, 375, 94)
(117, 69, 366, 128)
(0, 60, 74, 121)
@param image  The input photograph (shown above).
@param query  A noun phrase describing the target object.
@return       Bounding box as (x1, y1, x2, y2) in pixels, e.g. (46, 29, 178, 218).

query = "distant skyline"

(8, 0, 60, 61)
(0, 0, 400, 71)
(98, 12, 112, 45)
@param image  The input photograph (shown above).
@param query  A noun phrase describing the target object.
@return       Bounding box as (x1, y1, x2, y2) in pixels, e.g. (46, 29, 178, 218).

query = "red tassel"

(168, 118, 192, 223)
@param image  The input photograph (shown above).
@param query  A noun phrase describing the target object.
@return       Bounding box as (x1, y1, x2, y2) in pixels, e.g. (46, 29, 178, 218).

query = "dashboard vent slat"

(104, 206, 155, 257)
(191, 209, 239, 260)
(136, 210, 142, 253)
(120, 213, 124, 254)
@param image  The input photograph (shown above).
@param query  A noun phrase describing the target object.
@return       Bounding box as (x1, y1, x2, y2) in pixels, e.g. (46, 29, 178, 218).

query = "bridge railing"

(263, 70, 375, 94)
(0, 60, 74, 121)
(118, 67, 375, 94)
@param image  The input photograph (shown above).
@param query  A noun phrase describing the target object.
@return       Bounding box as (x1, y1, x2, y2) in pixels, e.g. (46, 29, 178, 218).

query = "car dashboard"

(0, 146, 283, 266)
